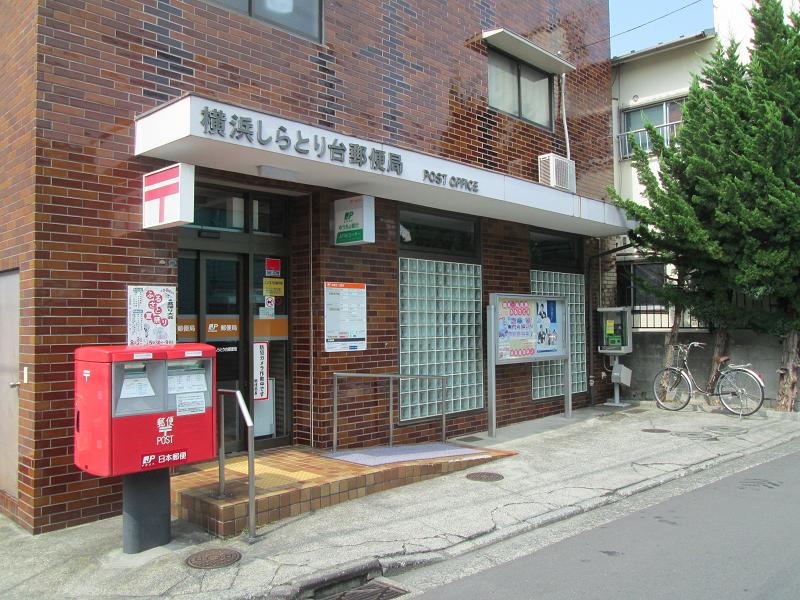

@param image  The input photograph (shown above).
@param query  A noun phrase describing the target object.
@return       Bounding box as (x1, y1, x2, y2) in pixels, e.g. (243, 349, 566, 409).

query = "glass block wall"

(530, 270, 587, 398)
(399, 258, 484, 420)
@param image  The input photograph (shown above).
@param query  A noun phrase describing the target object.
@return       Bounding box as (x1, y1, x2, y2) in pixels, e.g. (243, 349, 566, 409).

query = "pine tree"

(612, 0, 800, 409)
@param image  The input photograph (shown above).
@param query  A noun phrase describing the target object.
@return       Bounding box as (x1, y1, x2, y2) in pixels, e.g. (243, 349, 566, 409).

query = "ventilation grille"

(538, 153, 576, 193)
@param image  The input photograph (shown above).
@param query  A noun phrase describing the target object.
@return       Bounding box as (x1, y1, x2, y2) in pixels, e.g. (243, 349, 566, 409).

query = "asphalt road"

(407, 445, 800, 600)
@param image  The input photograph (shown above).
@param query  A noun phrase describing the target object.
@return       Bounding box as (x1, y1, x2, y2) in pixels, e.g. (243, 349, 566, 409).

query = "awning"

(135, 95, 630, 237)
(481, 28, 575, 74)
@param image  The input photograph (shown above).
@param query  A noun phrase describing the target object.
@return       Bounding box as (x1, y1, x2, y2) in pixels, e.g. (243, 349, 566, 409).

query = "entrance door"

(178, 251, 291, 453)
(0, 270, 20, 498)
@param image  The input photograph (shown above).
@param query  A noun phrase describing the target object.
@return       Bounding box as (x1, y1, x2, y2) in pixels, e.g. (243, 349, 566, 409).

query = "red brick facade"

(0, 0, 614, 533)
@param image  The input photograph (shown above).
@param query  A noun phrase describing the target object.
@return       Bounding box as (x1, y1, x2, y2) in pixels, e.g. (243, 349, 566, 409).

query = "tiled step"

(172, 447, 512, 537)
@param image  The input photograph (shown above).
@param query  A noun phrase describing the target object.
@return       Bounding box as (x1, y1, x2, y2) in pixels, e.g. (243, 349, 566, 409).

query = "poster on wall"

(127, 285, 176, 346)
(324, 282, 367, 352)
(253, 342, 269, 400)
(491, 293, 567, 364)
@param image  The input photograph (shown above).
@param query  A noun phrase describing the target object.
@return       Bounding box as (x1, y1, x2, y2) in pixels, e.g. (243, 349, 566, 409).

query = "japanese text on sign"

(127, 285, 176, 345)
(493, 294, 567, 364)
(253, 342, 269, 400)
(201, 107, 404, 176)
(324, 282, 367, 352)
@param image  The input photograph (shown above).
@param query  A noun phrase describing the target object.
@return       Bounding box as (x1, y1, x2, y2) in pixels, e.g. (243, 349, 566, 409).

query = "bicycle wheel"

(652, 367, 692, 410)
(715, 369, 765, 416)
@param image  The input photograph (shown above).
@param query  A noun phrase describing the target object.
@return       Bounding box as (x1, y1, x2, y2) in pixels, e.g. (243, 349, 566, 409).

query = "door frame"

(177, 183, 298, 452)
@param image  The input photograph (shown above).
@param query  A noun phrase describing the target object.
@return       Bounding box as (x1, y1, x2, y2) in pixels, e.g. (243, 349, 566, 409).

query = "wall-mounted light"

(258, 165, 299, 182)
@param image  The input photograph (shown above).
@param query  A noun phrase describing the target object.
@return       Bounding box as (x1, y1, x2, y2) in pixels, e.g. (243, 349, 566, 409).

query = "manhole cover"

(457, 436, 483, 442)
(671, 431, 717, 441)
(318, 580, 408, 599)
(466, 471, 504, 482)
(703, 425, 749, 436)
(186, 548, 242, 569)
(641, 428, 670, 433)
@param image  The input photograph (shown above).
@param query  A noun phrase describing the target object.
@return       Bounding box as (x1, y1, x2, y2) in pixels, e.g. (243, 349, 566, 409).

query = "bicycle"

(652, 342, 765, 416)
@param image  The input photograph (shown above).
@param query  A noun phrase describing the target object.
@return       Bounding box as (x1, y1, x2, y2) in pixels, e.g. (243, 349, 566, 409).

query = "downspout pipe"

(585, 241, 634, 404)
(561, 73, 571, 160)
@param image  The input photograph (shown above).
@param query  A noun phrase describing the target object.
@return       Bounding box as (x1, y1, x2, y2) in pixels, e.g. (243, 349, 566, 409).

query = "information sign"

(324, 282, 367, 352)
(127, 285, 177, 346)
(491, 294, 567, 364)
(253, 342, 269, 400)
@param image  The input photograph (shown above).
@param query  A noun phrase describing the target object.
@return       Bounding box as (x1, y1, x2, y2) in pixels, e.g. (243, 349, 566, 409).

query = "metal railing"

(217, 388, 256, 543)
(332, 372, 448, 452)
(618, 121, 682, 159)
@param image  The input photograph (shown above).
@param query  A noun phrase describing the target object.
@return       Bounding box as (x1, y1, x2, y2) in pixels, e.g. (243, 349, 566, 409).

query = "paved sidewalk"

(2, 401, 799, 600)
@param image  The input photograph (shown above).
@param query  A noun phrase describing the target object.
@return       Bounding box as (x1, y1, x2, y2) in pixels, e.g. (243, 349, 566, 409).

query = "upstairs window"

(619, 99, 684, 158)
(488, 50, 552, 128)
(210, 1, 322, 42)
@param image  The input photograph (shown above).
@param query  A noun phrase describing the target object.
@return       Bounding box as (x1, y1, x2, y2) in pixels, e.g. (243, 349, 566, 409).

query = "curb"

(268, 427, 800, 599)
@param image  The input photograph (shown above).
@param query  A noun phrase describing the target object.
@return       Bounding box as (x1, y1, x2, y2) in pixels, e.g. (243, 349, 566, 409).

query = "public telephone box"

(597, 307, 633, 355)
(74, 343, 217, 477)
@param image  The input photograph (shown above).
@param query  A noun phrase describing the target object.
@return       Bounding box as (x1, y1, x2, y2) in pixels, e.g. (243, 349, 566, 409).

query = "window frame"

(397, 205, 482, 264)
(529, 227, 584, 274)
(205, 0, 323, 43)
(183, 183, 289, 237)
(488, 48, 554, 130)
(619, 98, 685, 158)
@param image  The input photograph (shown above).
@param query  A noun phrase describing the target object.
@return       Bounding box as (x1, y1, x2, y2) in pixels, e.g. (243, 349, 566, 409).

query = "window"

(488, 50, 552, 127)
(185, 185, 288, 235)
(530, 270, 586, 398)
(617, 262, 665, 308)
(399, 258, 484, 419)
(398, 209, 479, 259)
(619, 99, 684, 158)
(209, 0, 322, 42)
(616, 262, 704, 330)
(530, 230, 583, 273)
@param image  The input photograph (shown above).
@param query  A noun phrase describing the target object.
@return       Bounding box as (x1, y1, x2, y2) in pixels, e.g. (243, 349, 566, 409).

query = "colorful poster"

(496, 298, 537, 360)
(127, 285, 177, 346)
(534, 300, 560, 354)
(324, 282, 367, 351)
(253, 342, 269, 400)
(493, 294, 566, 364)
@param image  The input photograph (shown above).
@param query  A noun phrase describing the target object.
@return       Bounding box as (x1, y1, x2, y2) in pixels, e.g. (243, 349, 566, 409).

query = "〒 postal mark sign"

(142, 163, 195, 229)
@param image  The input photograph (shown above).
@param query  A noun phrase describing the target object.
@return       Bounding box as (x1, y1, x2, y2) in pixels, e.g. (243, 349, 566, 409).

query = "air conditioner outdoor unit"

(538, 153, 576, 193)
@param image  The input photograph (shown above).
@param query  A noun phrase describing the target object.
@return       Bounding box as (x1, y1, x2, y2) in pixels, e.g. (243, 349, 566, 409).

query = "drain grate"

(641, 428, 670, 433)
(457, 436, 483, 443)
(738, 478, 782, 490)
(466, 471, 504, 482)
(671, 431, 717, 441)
(318, 580, 408, 599)
(186, 548, 242, 569)
(703, 425, 749, 436)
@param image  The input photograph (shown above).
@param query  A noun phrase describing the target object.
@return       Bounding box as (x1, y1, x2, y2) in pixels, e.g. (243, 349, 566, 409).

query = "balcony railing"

(618, 121, 682, 159)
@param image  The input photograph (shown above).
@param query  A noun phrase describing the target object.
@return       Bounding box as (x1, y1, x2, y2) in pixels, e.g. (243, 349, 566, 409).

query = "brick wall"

(3, 0, 614, 532)
(0, 0, 39, 525)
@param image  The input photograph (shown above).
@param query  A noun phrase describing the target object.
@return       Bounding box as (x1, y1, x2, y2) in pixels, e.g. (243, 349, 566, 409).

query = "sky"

(609, 0, 715, 58)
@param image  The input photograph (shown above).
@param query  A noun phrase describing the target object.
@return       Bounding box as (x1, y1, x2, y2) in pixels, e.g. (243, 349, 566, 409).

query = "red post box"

(74, 343, 217, 477)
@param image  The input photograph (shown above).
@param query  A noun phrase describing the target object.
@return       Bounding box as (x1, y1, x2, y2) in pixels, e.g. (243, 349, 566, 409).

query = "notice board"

(324, 282, 367, 352)
(490, 293, 567, 364)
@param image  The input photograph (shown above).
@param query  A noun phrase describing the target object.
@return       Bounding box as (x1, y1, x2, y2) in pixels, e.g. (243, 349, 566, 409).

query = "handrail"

(217, 388, 257, 543)
(332, 372, 448, 452)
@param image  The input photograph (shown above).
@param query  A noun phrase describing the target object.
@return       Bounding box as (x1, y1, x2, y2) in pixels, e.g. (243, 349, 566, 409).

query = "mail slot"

(74, 344, 217, 477)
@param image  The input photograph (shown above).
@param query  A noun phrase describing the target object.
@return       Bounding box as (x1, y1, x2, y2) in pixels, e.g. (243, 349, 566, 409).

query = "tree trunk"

(705, 327, 729, 405)
(777, 330, 799, 412)
(663, 305, 684, 369)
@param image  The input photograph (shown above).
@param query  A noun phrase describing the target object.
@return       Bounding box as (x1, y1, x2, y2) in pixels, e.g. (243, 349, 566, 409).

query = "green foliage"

(610, 0, 800, 335)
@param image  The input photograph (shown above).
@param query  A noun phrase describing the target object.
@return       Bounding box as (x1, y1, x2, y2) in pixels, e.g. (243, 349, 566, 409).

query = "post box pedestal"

(122, 468, 171, 554)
